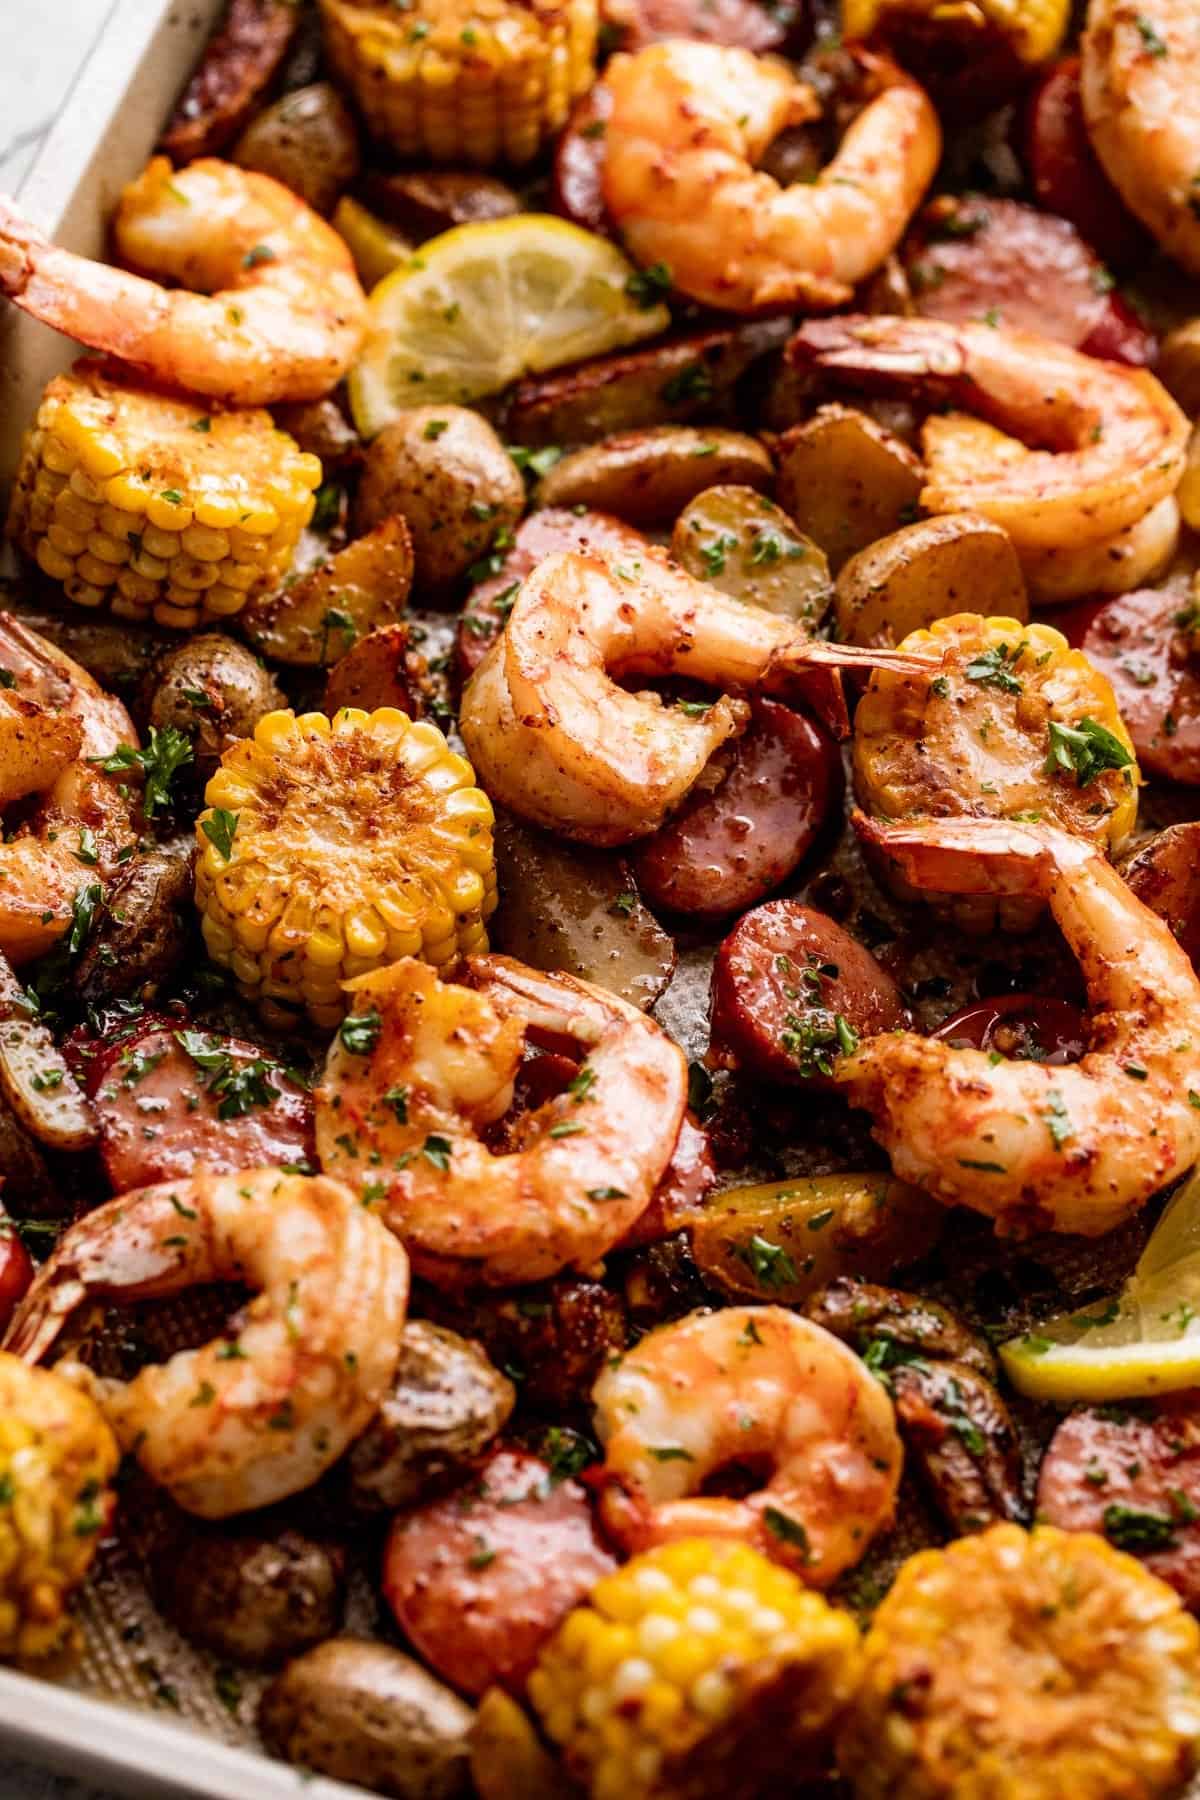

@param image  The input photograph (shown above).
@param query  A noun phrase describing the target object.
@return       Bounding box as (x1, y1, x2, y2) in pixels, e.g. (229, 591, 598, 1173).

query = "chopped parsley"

(338, 1009, 382, 1056)
(1044, 716, 1134, 788)
(734, 1233, 798, 1290)
(200, 808, 238, 861)
(94, 725, 194, 819)
(963, 641, 1024, 694)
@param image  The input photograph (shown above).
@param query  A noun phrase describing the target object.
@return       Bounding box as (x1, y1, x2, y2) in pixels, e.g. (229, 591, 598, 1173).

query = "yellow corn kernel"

(5, 361, 320, 628)
(532, 1540, 862, 1800)
(854, 614, 1139, 934)
(194, 708, 498, 1027)
(319, 0, 597, 167)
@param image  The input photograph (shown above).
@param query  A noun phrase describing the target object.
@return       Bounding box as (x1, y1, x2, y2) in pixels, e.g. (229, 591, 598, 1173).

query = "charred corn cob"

(196, 706, 497, 1028)
(529, 1539, 863, 1800)
(0, 1353, 119, 1665)
(318, 0, 597, 167)
(842, 0, 1070, 67)
(7, 362, 322, 631)
(838, 1523, 1200, 1800)
(854, 614, 1138, 933)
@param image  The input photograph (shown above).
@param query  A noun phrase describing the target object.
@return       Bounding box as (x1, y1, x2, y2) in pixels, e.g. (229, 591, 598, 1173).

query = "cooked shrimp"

(601, 43, 941, 313)
(1021, 494, 1180, 605)
(459, 549, 939, 846)
(592, 1304, 902, 1586)
(1082, 0, 1200, 278)
(0, 157, 366, 405)
(315, 953, 687, 1287)
(790, 315, 1188, 566)
(0, 613, 138, 964)
(838, 814, 1200, 1238)
(3, 1168, 409, 1518)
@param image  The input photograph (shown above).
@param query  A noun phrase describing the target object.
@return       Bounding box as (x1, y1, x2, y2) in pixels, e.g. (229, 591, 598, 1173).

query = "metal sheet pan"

(0, 4, 366, 1792)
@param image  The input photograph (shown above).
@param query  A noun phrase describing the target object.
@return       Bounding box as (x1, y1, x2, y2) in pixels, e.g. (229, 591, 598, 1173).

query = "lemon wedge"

(1001, 1169, 1200, 1401)
(347, 215, 672, 435)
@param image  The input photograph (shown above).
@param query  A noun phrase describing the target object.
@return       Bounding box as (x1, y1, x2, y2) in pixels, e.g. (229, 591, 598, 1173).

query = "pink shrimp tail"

(0, 195, 43, 297)
(853, 811, 1091, 897)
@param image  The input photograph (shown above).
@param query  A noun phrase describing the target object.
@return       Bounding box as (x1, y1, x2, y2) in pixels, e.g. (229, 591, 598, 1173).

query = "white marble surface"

(2, 12, 128, 1785)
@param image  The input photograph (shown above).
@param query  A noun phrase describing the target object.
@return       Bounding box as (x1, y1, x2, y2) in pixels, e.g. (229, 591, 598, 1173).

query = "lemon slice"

(1001, 1169, 1200, 1401)
(347, 216, 672, 434)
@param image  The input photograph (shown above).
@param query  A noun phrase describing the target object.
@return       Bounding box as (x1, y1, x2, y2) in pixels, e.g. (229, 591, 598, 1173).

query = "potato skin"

(142, 632, 284, 783)
(534, 427, 772, 525)
(347, 1322, 516, 1512)
(357, 409, 525, 597)
(239, 517, 414, 667)
(155, 1526, 345, 1668)
(774, 405, 923, 572)
(259, 1638, 474, 1799)
(71, 847, 195, 1008)
(835, 514, 1027, 647)
(233, 81, 361, 216)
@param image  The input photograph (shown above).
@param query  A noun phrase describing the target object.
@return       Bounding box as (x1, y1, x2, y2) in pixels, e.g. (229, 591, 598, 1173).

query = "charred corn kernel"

(530, 1540, 862, 1800)
(842, 0, 1069, 65)
(0, 1353, 119, 1665)
(318, 0, 597, 167)
(6, 362, 321, 630)
(854, 614, 1139, 934)
(195, 707, 498, 1026)
(838, 1524, 1200, 1800)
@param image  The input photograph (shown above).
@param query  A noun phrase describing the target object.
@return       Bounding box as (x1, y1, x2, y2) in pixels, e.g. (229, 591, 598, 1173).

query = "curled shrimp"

(459, 549, 939, 846)
(790, 315, 1188, 576)
(1082, 0, 1200, 278)
(0, 613, 138, 964)
(601, 43, 941, 313)
(3, 1168, 409, 1518)
(0, 157, 366, 405)
(316, 953, 687, 1287)
(593, 1304, 903, 1586)
(838, 814, 1200, 1239)
(1020, 494, 1180, 605)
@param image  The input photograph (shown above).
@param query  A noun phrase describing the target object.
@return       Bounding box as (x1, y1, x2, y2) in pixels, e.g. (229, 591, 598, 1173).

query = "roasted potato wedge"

(834, 513, 1028, 647)
(323, 623, 429, 717)
(361, 169, 520, 240)
(671, 486, 832, 626)
(357, 410, 524, 597)
(504, 323, 789, 449)
(71, 847, 195, 1008)
(233, 81, 361, 216)
(260, 1638, 473, 1799)
(534, 427, 772, 525)
(471, 1689, 573, 1800)
(240, 518, 414, 667)
(160, 0, 301, 163)
(691, 1174, 940, 1305)
(774, 405, 924, 571)
(272, 398, 362, 473)
(491, 813, 675, 1008)
(143, 633, 285, 783)
(0, 954, 95, 1151)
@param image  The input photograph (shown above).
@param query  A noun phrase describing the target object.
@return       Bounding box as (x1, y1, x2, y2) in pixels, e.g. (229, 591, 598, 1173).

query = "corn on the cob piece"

(529, 1539, 863, 1800)
(0, 1352, 119, 1665)
(318, 0, 597, 167)
(196, 706, 497, 1029)
(843, 0, 1069, 66)
(838, 1523, 1200, 1800)
(7, 361, 322, 631)
(854, 614, 1139, 933)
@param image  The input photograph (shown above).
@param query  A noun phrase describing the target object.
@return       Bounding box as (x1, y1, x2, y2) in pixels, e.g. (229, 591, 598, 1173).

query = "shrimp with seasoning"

(459, 549, 940, 846)
(1082, 0, 1200, 278)
(601, 43, 941, 313)
(0, 613, 138, 965)
(789, 315, 1188, 593)
(0, 157, 367, 405)
(3, 1168, 409, 1518)
(593, 1304, 903, 1586)
(838, 814, 1200, 1239)
(316, 953, 687, 1287)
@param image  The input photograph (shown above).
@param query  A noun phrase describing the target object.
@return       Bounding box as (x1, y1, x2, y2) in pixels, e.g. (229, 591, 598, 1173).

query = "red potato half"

(382, 1446, 616, 1696)
(632, 699, 843, 920)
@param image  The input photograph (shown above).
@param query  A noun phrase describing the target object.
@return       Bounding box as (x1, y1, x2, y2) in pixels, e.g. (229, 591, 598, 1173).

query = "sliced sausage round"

(88, 1020, 314, 1195)
(1074, 586, 1200, 784)
(455, 506, 649, 680)
(382, 1445, 616, 1695)
(1121, 825, 1200, 969)
(1021, 56, 1150, 274)
(709, 902, 907, 1086)
(552, 84, 613, 235)
(905, 196, 1155, 366)
(0, 1210, 33, 1334)
(632, 699, 842, 920)
(931, 995, 1087, 1066)
(1038, 1398, 1200, 1609)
